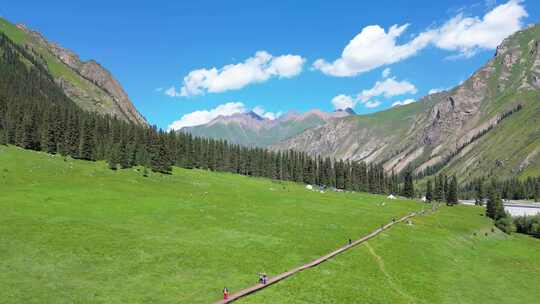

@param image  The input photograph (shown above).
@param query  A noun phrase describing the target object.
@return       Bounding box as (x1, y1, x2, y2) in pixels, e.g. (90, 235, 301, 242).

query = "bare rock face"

(273, 24, 540, 180)
(15, 23, 147, 126)
(49, 42, 80, 70)
(78, 60, 147, 125)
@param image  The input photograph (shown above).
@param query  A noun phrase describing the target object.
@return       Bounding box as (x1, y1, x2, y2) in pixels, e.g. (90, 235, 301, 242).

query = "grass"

(350, 100, 427, 138)
(1, 146, 539, 303)
(241, 205, 540, 304)
(0, 145, 421, 303)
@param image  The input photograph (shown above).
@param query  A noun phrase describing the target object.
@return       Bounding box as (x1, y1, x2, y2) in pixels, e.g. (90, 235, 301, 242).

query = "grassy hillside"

(0, 145, 420, 303)
(274, 25, 540, 183)
(242, 205, 540, 303)
(1, 146, 538, 303)
(0, 18, 112, 111)
(0, 17, 146, 125)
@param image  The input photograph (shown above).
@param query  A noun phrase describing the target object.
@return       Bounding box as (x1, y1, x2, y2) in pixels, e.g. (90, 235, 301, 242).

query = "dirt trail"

(365, 242, 416, 303)
(215, 209, 429, 304)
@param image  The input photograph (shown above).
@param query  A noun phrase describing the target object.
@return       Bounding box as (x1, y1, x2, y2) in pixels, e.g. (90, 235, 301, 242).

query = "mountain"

(182, 108, 354, 147)
(0, 17, 147, 126)
(272, 24, 540, 182)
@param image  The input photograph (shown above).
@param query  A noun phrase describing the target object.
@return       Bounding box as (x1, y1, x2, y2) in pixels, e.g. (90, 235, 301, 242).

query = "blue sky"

(2, 1, 538, 129)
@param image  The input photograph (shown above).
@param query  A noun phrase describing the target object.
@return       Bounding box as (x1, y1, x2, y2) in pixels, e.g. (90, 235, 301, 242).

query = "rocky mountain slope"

(182, 108, 354, 147)
(0, 17, 147, 126)
(273, 24, 540, 182)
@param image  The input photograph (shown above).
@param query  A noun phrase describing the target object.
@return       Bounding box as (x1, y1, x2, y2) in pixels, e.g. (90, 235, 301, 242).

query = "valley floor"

(1, 146, 539, 303)
(241, 206, 540, 303)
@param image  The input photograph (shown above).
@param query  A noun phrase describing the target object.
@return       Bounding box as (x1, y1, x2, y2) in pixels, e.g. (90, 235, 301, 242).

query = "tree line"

(0, 32, 407, 195)
(461, 176, 540, 202)
(424, 173, 458, 205)
(461, 177, 540, 237)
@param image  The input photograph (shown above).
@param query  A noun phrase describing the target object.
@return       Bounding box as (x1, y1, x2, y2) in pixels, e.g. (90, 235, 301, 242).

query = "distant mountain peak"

(335, 107, 356, 115)
(182, 107, 355, 147)
(245, 111, 265, 121)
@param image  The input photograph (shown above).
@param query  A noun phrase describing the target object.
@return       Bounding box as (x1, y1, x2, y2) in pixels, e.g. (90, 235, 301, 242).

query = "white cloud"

(332, 76, 416, 110)
(358, 77, 417, 102)
(331, 94, 357, 110)
(253, 105, 282, 120)
(392, 98, 416, 107)
(381, 67, 391, 78)
(178, 51, 305, 96)
(165, 86, 181, 97)
(155, 87, 164, 92)
(431, 0, 527, 56)
(428, 88, 445, 94)
(313, 24, 434, 77)
(313, 0, 527, 77)
(365, 100, 382, 108)
(168, 102, 247, 130)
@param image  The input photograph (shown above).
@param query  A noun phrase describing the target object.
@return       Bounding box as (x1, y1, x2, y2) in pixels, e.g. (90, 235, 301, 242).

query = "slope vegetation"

(2, 146, 538, 304)
(0, 17, 146, 125)
(273, 25, 540, 182)
(0, 145, 418, 304)
(243, 205, 540, 304)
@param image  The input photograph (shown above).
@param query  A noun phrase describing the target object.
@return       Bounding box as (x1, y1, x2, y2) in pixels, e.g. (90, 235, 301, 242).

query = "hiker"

(223, 287, 229, 300)
(348, 238, 352, 245)
(262, 274, 268, 284)
(258, 273, 264, 284)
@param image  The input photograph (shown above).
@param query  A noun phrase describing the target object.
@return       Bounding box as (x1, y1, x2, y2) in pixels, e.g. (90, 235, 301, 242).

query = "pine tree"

(402, 168, 414, 198)
(108, 144, 120, 170)
(446, 175, 458, 205)
(486, 185, 505, 220)
(426, 179, 433, 203)
(434, 174, 445, 202)
(443, 175, 449, 200)
(18, 114, 34, 149)
(64, 113, 80, 157)
(0, 129, 6, 145)
(78, 117, 95, 161)
(336, 160, 345, 189)
(119, 141, 131, 169)
(150, 135, 172, 174)
(475, 179, 484, 206)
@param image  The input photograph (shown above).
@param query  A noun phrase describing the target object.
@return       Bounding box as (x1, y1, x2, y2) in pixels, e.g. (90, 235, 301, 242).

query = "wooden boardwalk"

(214, 210, 423, 303)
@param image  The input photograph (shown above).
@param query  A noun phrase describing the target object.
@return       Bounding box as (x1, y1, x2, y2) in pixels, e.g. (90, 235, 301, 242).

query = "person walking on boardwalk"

(223, 287, 229, 300)
(348, 238, 352, 245)
(262, 273, 268, 284)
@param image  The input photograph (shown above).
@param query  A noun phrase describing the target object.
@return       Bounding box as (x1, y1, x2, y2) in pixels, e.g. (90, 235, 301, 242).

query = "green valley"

(2, 3, 540, 304)
(0, 145, 418, 303)
(1, 146, 539, 303)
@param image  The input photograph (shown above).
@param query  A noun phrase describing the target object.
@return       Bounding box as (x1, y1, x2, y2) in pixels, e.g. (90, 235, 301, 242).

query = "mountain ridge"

(181, 108, 354, 147)
(0, 18, 147, 126)
(271, 24, 540, 182)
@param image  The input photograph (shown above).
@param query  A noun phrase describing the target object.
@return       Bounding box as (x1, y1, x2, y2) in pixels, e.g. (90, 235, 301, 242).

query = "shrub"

(514, 215, 540, 238)
(495, 216, 515, 234)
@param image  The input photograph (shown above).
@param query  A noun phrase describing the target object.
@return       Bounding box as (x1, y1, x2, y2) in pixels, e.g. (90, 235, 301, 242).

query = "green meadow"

(242, 206, 540, 304)
(1, 145, 539, 303)
(0, 145, 420, 303)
